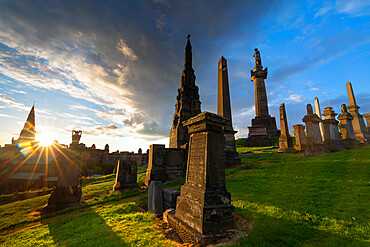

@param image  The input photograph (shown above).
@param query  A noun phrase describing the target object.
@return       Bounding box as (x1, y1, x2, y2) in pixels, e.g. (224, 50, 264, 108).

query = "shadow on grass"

(41, 206, 129, 247)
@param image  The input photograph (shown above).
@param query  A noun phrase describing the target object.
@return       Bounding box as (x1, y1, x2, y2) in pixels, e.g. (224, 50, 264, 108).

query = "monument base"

(168, 214, 231, 246)
(278, 136, 294, 153)
(243, 135, 275, 147)
(44, 186, 82, 212)
(342, 139, 360, 150)
(324, 140, 346, 152)
(251, 116, 280, 137)
(304, 144, 330, 157)
(244, 116, 280, 147)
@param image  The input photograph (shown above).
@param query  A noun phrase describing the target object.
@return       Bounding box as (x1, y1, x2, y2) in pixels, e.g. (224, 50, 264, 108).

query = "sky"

(0, 0, 369, 152)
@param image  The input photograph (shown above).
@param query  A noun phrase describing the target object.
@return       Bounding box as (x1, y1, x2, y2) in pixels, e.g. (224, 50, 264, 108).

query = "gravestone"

(278, 103, 294, 152)
(163, 188, 180, 210)
(145, 144, 166, 186)
(168, 112, 234, 245)
(337, 104, 359, 149)
(302, 104, 329, 156)
(44, 152, 82, 211)
(346, 81, 368, 143)
(322, 107, 345, 152)
(314, 97, 325, 141)
(148, 181, 163, 216)
(113, 159, 137, 192)
(217, 56, 241, 167)
(293, 124, 306, 152)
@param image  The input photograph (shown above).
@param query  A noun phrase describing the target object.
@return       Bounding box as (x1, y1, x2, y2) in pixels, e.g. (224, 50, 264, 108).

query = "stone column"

(322, 107, 345, 152)
(293, 124, 306, 152)
(145, 144, 166, 186)
(338, 104, 359, 149)
(217, 56, 241, 167)
(314, 97, 325, 141)
(278, 103, 293, 152)
(302, 104, 329, 156)
(168, 112, 234, 244)
(251, 51, 269, 118)
(346, 81, 368, 143)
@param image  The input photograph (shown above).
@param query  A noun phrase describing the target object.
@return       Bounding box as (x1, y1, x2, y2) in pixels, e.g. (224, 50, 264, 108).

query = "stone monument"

(217, 56, 241, 167)
(168, 112, 234, 245)
(278, 103, 294, 152)
(145, 144, 166, 186)
(293, 124, 306, 152)
(337, 104, 359, 149)
(302, 104, 329, 156)
(321, 107, 345, 152)
(169, 36, 202, 148)
(346, 81, 368, 143)
(113, 159, 137, 192)
(244, 48, 280, 147)
(314, 97, 325, 141)
(363, 113, 370, 129)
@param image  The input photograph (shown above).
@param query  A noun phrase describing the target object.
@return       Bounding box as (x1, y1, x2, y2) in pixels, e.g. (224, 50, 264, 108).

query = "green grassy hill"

(1, 146, 369, 246)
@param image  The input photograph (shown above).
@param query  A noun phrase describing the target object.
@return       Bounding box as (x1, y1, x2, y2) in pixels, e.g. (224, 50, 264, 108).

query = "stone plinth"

(169, 112, 234, 244)
(346, 81, 368, 143)
(302, 104, 329, 156)
(338, 104, 359, 149)
(293, 124, 306, 152)
(217, 56, 241, 168)
(278, 103, 294, 152)
(322, 107, 345, 152)
(113, 159, 137, 192)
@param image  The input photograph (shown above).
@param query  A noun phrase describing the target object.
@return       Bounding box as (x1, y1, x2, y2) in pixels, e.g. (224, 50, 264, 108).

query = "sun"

(36, 131, 55, 147)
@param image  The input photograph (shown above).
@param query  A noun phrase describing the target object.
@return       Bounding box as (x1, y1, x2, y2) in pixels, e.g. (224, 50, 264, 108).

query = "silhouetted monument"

(278, 103, 294, 152)
(346, 81, 368, 143)
(12, 105, 35, 144)
(113, 159, 137, 192)
(217, 56, 241, 167)
(314, 97, 325, 141)
(169, 36, 202, 148)
(168, 112, 234, 245)
(244, 48, 280, 147)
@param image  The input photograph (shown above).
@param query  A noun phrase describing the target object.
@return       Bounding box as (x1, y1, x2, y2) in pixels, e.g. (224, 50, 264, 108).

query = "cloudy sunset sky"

(0, 0, 369, 152)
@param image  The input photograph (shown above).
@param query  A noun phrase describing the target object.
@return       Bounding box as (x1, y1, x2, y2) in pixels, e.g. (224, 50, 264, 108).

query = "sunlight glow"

(36, 131, 55, 147)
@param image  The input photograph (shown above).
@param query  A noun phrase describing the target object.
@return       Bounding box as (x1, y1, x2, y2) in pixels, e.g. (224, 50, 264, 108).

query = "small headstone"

(113, 159, 137, 192)
(337, 104, 359, 149)
(278, 103, 294, 152)
(148, 181, 163, 216)
(322, 107, 345, 152)
(293, 124, 306, 152)
(163, 188, 180, 211)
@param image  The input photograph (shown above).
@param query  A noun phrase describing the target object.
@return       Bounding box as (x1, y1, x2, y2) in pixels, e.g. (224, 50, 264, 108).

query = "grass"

(1, 146, 369, 246)
(236, 145, 277, 154)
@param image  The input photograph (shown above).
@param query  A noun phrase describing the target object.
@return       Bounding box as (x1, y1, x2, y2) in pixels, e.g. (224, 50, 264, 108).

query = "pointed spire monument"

(13, 105, 36, 144)
(217, 56, 240, 167)
(169, 35, 201, 148)
(243, 48, 280, 147)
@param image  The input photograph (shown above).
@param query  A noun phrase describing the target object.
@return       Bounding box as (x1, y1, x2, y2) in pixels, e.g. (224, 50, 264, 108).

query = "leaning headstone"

(145, 144, 166, 186)
(346, 81, 368, 143)
(293, 124, 306, 152)
(113, 159, 137, 192)
(314, 97, 325, 141)
(44, 152, 82, 211)
(278, 103, 294, 152)
(148, 181, 163, 216)
(322, 107, 345, 152)
(168, 112, 234, 245)
(302, 104, 329, 156)
(337, 104, 359, 149)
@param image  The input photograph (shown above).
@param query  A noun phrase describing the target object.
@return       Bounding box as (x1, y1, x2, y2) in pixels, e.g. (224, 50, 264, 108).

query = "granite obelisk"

(169, 36, 202, 148)
(217, 56, 241, 167)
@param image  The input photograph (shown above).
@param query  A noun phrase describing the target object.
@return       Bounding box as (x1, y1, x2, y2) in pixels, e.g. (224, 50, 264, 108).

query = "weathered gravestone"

(346, 81, 369, 143)
(168, 112, 235, 245)
(148, 181, 163, 216)
(302, 104, 329, 156)
(163, 188, 180, 210)
(145, 144, 166, 186)
(113, 159, 137, 192)
(278, 103, 294, 152)
(293, 124, 306, 152)
(337, 104, 359, 149)
(44, 152, 82, 211)
(322, 107, 345, 152)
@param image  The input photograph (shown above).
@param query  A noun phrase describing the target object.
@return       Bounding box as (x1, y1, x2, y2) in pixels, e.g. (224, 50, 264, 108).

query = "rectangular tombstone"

(145, 144, 166, 186)
(168, 112, 234, 245)
(113, 159, 137, 192)
(148, 181, 163, 216)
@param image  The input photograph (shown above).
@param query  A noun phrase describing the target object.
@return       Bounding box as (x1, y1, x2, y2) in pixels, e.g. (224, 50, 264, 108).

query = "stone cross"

(169, 112, 234, 241)
(278, 103, 293, 152)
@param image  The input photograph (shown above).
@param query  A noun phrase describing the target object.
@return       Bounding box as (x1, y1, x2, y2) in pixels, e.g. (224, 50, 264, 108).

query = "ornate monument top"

(341, 104, 348, 113)
(253, 48, 262, 67)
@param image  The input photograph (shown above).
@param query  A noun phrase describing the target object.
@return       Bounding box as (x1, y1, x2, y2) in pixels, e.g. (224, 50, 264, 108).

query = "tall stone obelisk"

(244, 48, 280, 147)
(217, 56, 241, 167)
(346, 81, 368, 143)
(169, 36, 202, 148)
(314, 97, 325, 141)
(278, 103, 293, 152)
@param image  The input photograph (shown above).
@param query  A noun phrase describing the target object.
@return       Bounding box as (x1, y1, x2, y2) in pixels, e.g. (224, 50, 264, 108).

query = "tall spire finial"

(184, 34, 192, 70)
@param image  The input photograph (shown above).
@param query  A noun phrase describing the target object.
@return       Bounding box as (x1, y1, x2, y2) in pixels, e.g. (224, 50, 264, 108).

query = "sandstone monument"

(113, 159, 137, 192)
(322, 107, 345, 152)
(244, 48, 280, 147)
(338, 104, 359, 149)
(169, 36, 202, 148)
(314, 97, 325, 141)
(168, 112, 234, 245)
(293, 124, 306, 152)
(217, 56, 241, 167)
(346, 81, 368, 143)
(363, 113, 370, 129)
(278, 103, 294, 152)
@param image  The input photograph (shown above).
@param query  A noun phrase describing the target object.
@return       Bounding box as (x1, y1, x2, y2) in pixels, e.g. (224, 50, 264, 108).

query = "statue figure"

(307, 104, 313, 115)
(253, 48, 262, 66)
(341, 104, 348, 113)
